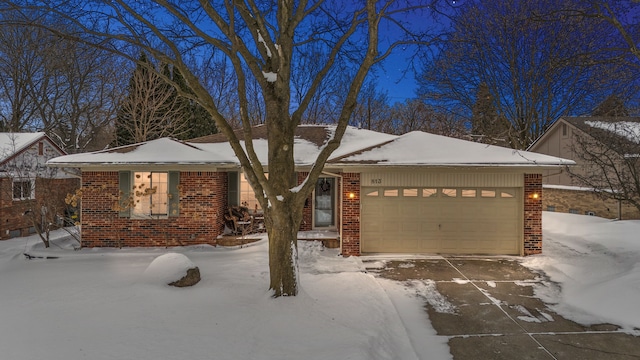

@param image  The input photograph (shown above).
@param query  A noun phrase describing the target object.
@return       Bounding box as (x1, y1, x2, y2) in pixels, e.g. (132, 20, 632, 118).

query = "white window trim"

(12, 179, 34, 200)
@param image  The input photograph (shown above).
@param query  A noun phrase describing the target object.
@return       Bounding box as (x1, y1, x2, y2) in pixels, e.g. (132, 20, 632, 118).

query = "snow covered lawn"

(0, 233, 447, 360)
(0, 211, 638, 360)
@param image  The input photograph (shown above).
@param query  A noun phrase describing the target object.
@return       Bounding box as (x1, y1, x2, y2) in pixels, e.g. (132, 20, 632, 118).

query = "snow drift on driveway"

(522, 212, 640, 333)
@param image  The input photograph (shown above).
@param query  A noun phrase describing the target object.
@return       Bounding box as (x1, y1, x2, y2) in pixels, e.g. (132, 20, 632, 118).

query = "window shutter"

(118, 171, 131, 218)
(228, 171, 239, 207)
(168, 171, 180, 217)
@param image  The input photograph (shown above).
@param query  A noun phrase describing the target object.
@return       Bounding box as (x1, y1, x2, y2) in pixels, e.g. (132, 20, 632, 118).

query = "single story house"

(528, 116, 640, 219)
(1, 132, 79, 239)
(48, 125, 573, 256)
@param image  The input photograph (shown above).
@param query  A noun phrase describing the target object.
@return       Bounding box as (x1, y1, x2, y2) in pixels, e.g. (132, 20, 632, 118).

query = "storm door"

(314, 177, 336, 228)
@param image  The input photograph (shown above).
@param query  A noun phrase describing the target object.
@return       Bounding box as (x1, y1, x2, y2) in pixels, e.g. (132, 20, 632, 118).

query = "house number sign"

(370, 178, 382, 185)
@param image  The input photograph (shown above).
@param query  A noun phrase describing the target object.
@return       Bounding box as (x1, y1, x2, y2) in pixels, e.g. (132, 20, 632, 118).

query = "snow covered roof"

(0, 132, 47, 163)
(584, 120, 640, 144)
(48, 125, 397, 167)
(47, 138, 231, 166)
(332, 131, 574, 167)
(48, 126, 572, 169)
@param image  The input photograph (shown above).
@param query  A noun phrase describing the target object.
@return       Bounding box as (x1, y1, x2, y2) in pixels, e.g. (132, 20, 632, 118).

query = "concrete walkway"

(365, 257, 640, 360)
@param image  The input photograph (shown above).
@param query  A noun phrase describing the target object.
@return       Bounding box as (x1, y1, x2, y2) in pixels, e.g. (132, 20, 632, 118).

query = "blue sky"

(377, 50, 420, 104)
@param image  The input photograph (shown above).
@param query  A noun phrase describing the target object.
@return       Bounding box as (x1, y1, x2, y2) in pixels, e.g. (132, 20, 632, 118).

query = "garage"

(360, 173, 523, 255)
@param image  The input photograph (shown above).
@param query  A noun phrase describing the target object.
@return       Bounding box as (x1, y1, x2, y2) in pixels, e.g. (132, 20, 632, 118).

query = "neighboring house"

(528, 116, 640, 219)
(47, 125, 572, 256)
(0, 133, 79, 239)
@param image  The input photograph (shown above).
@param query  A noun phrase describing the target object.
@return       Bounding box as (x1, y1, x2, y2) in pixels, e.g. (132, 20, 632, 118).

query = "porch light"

(531, 193, 540, 200)
(348, 192, 355, 199)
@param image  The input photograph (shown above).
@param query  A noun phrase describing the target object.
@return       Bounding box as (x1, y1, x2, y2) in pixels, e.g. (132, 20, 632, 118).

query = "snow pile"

(522, 212, 640, 332)
(143, 252, 197, 284)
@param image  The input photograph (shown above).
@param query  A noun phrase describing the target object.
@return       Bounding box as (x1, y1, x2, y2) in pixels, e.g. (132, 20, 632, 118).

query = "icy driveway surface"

(366, 256, 640, 360)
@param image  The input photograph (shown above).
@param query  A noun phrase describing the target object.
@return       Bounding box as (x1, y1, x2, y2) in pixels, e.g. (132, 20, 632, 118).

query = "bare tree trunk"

(265, 205, 300, 297)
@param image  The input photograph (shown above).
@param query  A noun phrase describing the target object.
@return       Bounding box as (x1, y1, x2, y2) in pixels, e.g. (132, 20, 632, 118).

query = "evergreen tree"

(471, 83, 509, 145)
(172, 68, 217, 140)
(114, 53, 151, 146)
(114, 53, 188, 146)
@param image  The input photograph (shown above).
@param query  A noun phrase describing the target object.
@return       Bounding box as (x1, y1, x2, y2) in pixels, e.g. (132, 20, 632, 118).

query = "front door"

(314, 177, 335, 228)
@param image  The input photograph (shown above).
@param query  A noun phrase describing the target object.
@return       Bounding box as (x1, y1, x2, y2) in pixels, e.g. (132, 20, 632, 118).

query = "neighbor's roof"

(331, 131, 575, 167)
(48, 125, 573, 168)
(562, 116, 640, 140)
(0, 132, 47, 163)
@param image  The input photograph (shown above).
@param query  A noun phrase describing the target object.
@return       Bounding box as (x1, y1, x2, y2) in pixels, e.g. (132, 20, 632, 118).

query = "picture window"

(132, 172, 168, 217)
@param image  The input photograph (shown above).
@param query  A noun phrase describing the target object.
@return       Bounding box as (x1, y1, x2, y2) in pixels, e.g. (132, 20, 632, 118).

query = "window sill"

(130, 214, 169, 220)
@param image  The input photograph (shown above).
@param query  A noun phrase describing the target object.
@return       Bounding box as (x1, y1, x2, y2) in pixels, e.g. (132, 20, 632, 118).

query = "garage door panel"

(362, 186, 521, 255)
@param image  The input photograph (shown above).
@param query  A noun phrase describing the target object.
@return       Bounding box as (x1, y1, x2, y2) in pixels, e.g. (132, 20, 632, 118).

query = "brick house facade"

(78, 170, 543, 256)
(1, 133, 78, 240)
(81, 171, 226, 247)
(523, 174, 543, 255)
(49, 126, 569, 256)
(0, 177, 79, 239)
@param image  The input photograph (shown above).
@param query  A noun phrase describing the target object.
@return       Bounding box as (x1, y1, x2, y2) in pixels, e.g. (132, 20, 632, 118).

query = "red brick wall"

(81, 171, 225, 247)
(298, 172, 313, 231)
(1, 177, 79, 239)
(341, 173, 360, 256)
(524, 173, 543, 255)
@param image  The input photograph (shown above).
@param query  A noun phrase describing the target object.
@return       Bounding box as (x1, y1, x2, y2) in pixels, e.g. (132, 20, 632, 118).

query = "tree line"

(419, 0, 640, 149)
(2, 1, 637, 152)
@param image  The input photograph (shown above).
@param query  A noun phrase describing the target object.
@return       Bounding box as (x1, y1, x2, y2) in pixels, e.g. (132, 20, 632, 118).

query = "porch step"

(297, 230, 340, 248)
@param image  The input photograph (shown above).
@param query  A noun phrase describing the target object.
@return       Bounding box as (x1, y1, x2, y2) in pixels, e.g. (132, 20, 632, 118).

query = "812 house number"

(370, 178, 382, 184)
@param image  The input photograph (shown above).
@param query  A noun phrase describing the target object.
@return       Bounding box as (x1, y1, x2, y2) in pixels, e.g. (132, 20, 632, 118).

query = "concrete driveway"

(365, 257, 640, 360)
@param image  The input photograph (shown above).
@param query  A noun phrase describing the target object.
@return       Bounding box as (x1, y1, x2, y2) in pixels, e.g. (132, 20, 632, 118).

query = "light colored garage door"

(361, 187, 521, 255)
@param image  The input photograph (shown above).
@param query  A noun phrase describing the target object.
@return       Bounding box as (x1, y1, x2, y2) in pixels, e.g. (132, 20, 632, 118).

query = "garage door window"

(365, 189, 379, 197)
(403, 188, 418, 197)
(500, 190, 515, 198)
(384, 189, 399, 197)
(422, 188, 437, 197)
(442, 188, 457, 197)
(461, 189, 476, 198)
(481, 189, 496, 198)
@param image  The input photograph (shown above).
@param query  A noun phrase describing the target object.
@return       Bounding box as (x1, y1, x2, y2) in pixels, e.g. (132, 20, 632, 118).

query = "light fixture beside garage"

(348, 192, 356, 199)
(531, 192, 540, 200)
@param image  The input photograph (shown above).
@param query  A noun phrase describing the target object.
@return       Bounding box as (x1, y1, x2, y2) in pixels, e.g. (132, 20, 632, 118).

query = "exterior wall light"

(531, 193, 540, 200)
(348, 192, 355, 199)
